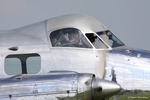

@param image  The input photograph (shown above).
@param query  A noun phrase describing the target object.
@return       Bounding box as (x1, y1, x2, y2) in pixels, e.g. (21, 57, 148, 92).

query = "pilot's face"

(69, 32, 79, 43)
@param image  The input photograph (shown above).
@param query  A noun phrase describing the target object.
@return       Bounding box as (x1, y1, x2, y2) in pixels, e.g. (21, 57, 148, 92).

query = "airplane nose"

(92, 78, 121, 99)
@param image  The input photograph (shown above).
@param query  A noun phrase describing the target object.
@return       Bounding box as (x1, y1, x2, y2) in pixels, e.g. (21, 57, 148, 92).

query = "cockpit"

(50, 28, 124, 49)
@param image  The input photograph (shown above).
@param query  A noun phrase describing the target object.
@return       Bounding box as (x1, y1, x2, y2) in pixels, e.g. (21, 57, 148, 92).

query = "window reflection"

(26, 57, 41, 74)
(5, 58, 22, 75)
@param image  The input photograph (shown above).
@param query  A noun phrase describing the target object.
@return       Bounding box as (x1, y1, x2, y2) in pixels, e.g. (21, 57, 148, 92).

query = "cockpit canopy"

(50, 28, 124, 49)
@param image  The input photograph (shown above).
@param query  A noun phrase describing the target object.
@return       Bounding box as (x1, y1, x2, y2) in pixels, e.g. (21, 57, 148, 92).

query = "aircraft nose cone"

(92, 78, 121, 99)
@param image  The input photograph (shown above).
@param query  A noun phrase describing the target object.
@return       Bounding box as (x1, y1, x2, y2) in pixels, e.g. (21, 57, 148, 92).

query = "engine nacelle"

(0, 71, 121, 100)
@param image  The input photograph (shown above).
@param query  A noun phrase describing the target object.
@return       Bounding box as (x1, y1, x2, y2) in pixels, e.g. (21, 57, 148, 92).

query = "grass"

(109, 92, 150, 100)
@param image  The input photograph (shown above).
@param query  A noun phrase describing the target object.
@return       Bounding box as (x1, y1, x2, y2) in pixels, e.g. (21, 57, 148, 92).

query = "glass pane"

(5, 58, 22, 75)
(97, 31, 125, 48)
(86, 33, 108, 49)
(26, 56, 41, 74)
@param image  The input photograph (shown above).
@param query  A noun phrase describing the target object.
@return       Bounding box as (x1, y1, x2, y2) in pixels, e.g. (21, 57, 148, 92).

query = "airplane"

(0, 14, 149, 100)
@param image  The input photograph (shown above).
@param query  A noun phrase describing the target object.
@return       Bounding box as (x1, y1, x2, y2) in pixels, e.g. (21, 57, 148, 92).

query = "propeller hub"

(92, 78, 121, 99)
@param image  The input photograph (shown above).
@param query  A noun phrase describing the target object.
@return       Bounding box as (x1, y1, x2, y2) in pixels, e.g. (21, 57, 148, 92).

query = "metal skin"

(105, 46, 150, 99)
(0, 14, 150, 99)
(0, 71, 121, 100)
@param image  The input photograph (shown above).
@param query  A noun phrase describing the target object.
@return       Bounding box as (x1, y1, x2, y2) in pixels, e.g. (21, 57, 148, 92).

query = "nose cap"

(92, 78, 121, 99)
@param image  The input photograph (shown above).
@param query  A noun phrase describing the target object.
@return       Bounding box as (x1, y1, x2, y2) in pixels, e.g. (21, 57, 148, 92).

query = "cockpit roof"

(46, 14, 108, 33)
(0, 14, 109, 47)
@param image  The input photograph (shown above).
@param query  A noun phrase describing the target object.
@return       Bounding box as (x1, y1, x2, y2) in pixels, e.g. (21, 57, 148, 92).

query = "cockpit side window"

(50, 28, 92, 48)
(96, 31, 125, 48)
(85, 33, 108, 49)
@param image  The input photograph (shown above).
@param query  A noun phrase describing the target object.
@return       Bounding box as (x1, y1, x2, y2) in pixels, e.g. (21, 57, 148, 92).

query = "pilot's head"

(69, 31, 80, 44)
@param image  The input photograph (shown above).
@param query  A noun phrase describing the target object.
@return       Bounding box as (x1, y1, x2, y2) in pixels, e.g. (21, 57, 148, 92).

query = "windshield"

(50, 28, 93, 48)
(85, 33, 108, 49)
(96, 31, 125, 48)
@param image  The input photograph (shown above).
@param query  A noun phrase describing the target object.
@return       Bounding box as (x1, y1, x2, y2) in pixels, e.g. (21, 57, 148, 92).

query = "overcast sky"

(0, 0, 150, 50)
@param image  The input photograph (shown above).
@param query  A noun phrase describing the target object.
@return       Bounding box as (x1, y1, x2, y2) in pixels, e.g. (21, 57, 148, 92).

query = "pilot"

(68, 31, 80, 45)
